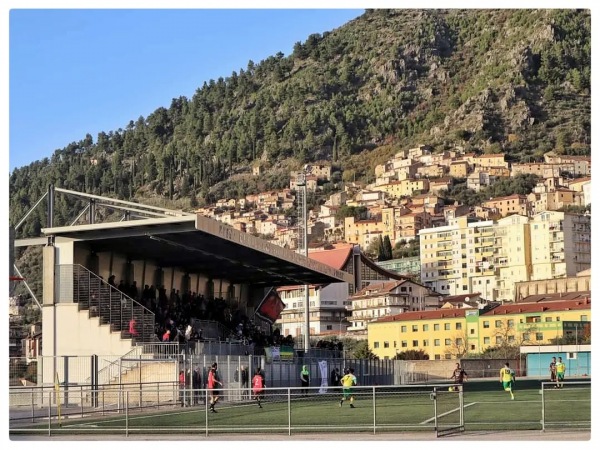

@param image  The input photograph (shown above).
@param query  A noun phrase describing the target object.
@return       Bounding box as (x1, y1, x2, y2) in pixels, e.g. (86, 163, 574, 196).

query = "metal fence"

(9, 384, 462, 436)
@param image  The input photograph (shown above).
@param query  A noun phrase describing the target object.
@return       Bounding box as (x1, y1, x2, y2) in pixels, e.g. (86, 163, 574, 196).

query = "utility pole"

(296, 170, 310, 355)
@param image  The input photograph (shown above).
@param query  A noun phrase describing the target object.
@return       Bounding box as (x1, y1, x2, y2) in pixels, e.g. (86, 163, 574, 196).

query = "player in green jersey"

(339, 367, 357, 408)
(556, 357, 566, 388)
(499, 362, 515, 400)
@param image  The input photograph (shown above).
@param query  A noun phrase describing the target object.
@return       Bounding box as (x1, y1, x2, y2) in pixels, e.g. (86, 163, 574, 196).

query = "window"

(456, 323, 462, 330)
(483, 337, 490, 345)
(522, 333, 530, 341)
(495, 336, 503, 344)
(495, 320, 502, 328)
(445, 338, 451, 346)
(444, 323, 451, 330)
(384, 341, 390, 348)
(483, 321, 489, 329)
(412, 325, 418, 332)
(508, 336, 515, 343)
(535, 333, 543, 341)
(401, 325, 407, 333)
(401, 341, 408, 348)
(507, 319, 514, 328)
(581, 315, 588, 321)
(423, 340, 429, 347)
(394, 341, 397, 348)
(412, 340, 418, 347)
(470, 344, 476, 351)
(374, 342, 379, 348)
(434, 339, 440, 346)
(434, 324, 440, 331)
(470, 328, 475, 335)
(435, 355, 441, 360)
(445, 354, 452, 360)
(326, 325, 332, 330)
(545, 317, 552, 322)
(456, 338, 463, 346)
(423, 324, 429, 332)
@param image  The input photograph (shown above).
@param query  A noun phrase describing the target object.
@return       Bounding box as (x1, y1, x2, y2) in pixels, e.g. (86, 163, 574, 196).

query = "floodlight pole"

(296, 170, 310, 355)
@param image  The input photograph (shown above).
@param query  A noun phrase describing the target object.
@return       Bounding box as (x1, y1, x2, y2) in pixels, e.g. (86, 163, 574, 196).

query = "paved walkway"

(9, 429, 591, 441)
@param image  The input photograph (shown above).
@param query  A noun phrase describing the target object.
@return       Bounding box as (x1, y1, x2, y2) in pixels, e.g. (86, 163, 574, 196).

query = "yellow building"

(482, 194, 530, 217)
(376, 179, 429, 199)
(493, 215, 532, 302)
(473, 153, 508, 169)
(344, 216, 384, 248)
(368, 298, 591, 359)
(368, 308, 472, 360)
(449, 161, 469, 178)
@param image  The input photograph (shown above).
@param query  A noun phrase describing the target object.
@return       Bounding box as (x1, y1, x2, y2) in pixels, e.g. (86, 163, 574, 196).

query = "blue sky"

(7, 7, 364, 171)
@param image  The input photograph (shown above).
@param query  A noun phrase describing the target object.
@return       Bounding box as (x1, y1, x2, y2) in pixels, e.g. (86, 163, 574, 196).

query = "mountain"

(10, 8, 591, 237)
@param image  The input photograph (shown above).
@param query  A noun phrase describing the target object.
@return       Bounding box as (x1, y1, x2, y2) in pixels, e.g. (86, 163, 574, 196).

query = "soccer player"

(556, 356, 566, 388)
(450, 362, 468, 390)
(499, 362, 515, 400)
(207, 362, 223, 413)
(339, 367, 357, 408)
(549, 356, 557, 383)
(252, 367, 266, 408)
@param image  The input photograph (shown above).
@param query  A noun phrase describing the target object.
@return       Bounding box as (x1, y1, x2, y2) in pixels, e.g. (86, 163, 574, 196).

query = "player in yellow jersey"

(499, 362, 515, 400)
(339, 367, 357, 408)
(555, 357, 566, 388)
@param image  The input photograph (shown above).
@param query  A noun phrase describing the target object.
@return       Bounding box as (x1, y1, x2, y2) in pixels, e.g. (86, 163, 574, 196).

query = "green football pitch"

(10, 381, 591, 436)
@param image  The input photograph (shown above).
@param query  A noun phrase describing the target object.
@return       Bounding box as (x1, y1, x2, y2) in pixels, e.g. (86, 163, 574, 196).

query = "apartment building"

(527, 188, 580, 215)
(493, 215, 532, 302)
(344, 216, 385, 248)
(473, 153, 508, 170)
(368, 298, 590, 359)
(376, 179, 430, 199)
(274, 244, 410, 341)
(419, 212, 591, 303)
(419, 215, 485, 296)
(449, 161, 469, 178)
(347, 280, 441, 334)
(467, 171, 497, 192)
(529, 211, 591, 281)
(380, 207, 432, 243)
(544, 152, 591, 177)
(482, 194, 530, 217)
(510, 162, 563, 179)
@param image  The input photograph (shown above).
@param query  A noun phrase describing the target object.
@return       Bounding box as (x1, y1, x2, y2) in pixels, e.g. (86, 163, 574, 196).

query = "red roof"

(483, 298, 590, 315)
(308, 245, 353, 270)
(373, 309, 471, 323)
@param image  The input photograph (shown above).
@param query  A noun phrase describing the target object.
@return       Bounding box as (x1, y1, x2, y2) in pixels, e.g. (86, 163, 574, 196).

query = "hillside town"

(187, 145, 592, 356)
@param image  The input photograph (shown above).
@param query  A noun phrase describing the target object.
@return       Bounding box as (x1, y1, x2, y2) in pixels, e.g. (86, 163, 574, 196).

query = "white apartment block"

(419, 212, 591, 302)
(493, 215, 532, 302)
(529, 211, 591, 281)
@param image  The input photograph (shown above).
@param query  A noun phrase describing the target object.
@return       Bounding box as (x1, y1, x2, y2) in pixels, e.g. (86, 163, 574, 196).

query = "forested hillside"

(10, 8, 590, 238)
